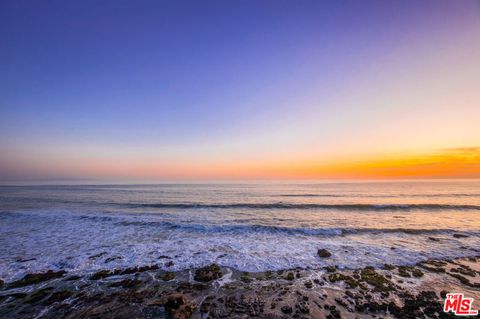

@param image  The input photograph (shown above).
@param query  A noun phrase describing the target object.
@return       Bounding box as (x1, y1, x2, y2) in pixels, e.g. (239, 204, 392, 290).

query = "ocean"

(1, 180, 479, 282)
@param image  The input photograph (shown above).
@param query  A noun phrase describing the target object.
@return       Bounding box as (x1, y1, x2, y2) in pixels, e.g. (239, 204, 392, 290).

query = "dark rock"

(296, 301, 310, 314)
(165, 261, 174, 267)
(453, 234, 469, 238)
(44, 290, 73, 305)
(285, 272, 295, 281)
(90, 270, 113, 280)
(324, 266, 337, 273)
(327, 307, 342, 319)
(65, 275, 82, 281)
(109, 278, 142, 288)
(304, 280, 313, 288)
(448, 273, 480, 287)
(162, 271, 176, 281)
(6, 293, 28, 299)
(383, 264, 395, 270)
(281, 305, 293, 314)
(240, 272, 252, 283)
(398, 266, 423, 278)
(164, 293, 195, 319)
(360, 268, 395, 292)
(450, 266, 476, 277)
(318, 249, 332, 258)
(440, 290, 448, 298)
(428, 237, 440, 241)
(9, 270, 66, 288)
(120, 264, 159, 275)
(265, 270, 273, 279)
(15, 258, 36, 263)
(88, 252, 107, 260)
(26, 287, 54, 303)
(328, 273, 358, 289)
(194, 264, 222, 282)
(104, 256, 122, 263)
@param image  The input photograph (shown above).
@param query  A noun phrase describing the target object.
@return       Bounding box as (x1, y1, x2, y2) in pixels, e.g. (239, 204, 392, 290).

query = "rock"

(428, 237, 440, 241)
(44, 290, 74, 305)
(90, 270, 113, 280)
(328, 307, 342, 319)
(383, 264, 395, 270)
(66, 275, 82, 281)
(88, 252, 107, 260)
(104, 256, 122, 263)
(318, 249, 332, 258)
(360, 268, 395, 292)
(164, 293, 195, 319)
(109, 278, 142, 288)
(240, 272, 252, 283)
(165, 293, 185, 310)
(0, 279, 3, 288)
(281, 305, 293, 314)
(450, 266, 476, 277)
(453, 233, 469, 238)
(296, 301, 310, 314)
(324, 266, 337, 273)
(120, 264, 159, 275)
(162, 271, 176, 281)
(165, 261, 175, 267)
(304, 280, 313, 288)
(448, 273, 480, 287)
(25, 287, 54, 304)
(398, 265, 424, 278)
(285, 272, 295, 281)
(328, 273, 358, 289)
(9, 270, 66, 288)
(194, 264, 222, 282)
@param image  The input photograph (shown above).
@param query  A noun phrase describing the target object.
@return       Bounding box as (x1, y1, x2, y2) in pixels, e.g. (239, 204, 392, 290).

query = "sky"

(1, 0, 479, 181)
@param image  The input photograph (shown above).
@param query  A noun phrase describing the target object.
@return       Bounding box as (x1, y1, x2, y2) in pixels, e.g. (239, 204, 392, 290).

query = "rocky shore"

(1, 255, 479, 319)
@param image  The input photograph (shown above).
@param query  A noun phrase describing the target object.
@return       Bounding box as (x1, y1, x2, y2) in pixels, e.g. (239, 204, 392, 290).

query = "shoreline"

(1, 255, 479, 318)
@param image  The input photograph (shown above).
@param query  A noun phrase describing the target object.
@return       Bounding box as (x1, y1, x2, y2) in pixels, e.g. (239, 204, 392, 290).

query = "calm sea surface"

(1, 181, 479, 281)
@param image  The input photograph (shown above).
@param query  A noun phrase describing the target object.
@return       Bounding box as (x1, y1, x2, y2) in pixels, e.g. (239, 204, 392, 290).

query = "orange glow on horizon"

(46, 146, 480, 180)
(2, 146, 479, 181)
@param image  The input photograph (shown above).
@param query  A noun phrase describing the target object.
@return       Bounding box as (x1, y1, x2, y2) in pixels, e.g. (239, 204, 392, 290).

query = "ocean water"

(1, 181, 479, 281)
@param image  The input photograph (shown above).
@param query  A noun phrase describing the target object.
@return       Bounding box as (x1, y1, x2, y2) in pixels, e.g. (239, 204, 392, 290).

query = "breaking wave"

(122, 202, 480, 211)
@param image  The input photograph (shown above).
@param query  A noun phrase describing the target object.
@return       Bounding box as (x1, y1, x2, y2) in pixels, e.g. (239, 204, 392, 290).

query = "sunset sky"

(1, 0, 479, 181)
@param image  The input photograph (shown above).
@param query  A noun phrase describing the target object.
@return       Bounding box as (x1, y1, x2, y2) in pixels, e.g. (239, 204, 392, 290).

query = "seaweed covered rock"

(162, 271, 176, 281)
(328, 273, 358, 289)
(9, 270, 66, 288)
(194, 264, 222, 282)
(398, 266, 424, 278)
(285, 272, 295, 281)
(360, 267, 395, 292)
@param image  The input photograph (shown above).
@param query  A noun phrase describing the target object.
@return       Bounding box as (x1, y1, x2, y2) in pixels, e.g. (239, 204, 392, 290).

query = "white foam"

(0, 209, 479, 282)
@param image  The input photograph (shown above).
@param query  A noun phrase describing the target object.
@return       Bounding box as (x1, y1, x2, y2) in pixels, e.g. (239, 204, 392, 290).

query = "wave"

(123, 202, 480, 211)
(113, 219, 477, 237)
(277, 193, 480, 198)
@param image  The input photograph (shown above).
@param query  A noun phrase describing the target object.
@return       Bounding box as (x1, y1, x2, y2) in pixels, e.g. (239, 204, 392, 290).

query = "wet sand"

(0, 256, 479, 319)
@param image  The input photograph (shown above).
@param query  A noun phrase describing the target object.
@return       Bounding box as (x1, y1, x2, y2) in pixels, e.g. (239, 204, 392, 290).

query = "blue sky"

(1, 1, 479, 180)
